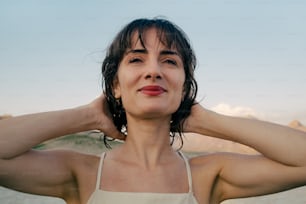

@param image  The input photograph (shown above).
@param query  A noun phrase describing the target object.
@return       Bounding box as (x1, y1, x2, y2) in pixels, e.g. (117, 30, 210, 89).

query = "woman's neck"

(114, 116, 176, 169)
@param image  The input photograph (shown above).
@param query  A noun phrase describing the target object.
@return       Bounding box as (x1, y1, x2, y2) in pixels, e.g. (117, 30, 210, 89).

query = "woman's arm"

(185, 104, 306, 201)
(186, 104, 306, 166)
(0, 95, 122, 200)
(0, 95, 123, 159)
(0, 108, 95, 159)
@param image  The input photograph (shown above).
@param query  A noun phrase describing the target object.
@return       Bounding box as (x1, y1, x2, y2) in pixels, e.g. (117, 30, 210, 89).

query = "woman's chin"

(128, 109, 173, 120)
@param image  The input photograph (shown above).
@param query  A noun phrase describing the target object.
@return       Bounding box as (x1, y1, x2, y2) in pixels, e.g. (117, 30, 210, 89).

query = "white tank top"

(87, 151, 199, 204)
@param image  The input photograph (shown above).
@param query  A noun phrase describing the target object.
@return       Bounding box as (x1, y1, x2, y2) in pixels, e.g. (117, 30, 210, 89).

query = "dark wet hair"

(102, 18, 198, 148)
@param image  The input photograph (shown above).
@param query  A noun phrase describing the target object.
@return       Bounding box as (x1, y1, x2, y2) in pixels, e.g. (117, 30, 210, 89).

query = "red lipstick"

(139, 85, 166, 96)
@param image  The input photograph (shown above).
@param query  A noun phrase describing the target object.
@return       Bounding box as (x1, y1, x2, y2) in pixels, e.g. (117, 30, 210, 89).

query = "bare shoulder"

(188, 152, 257, 203)
(189, 152, 229, 172)
(187, 153, 226, 203)
(60, 149, 100, 169)
(66, 150, 101, 204)
(33, 149, 100, 172)
(46, 150, 101, 204)
(189, 151, 259, 173)
(40, 149, 101, 203)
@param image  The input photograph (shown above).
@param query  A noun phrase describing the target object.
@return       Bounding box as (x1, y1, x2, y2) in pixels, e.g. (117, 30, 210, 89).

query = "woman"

(0, 18, 306, 204)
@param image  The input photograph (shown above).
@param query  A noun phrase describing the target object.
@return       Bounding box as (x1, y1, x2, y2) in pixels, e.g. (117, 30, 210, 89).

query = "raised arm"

(0, 95, 122, 200)
(0, 107, 94, 159)
(185, 104, 306, 202)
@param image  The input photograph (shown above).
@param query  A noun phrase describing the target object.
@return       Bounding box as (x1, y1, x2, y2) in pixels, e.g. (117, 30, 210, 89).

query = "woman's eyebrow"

(126, 49, 148, 54)
(160, 50, 179, 56)
(125, 49, 179, 57)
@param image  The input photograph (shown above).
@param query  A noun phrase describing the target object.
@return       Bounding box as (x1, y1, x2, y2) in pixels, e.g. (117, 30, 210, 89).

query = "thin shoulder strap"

(178, 151, 193, 193)
(95, 152, 106, 190)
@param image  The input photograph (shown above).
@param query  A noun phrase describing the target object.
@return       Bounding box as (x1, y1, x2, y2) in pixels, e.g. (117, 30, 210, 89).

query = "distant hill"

(35, 131, 122, 155)
(0, 114, 12, 120)
(288, 120, 306, 132)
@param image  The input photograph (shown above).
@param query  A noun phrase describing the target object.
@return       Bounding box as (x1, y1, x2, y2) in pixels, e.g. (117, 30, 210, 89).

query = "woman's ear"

(113, 77, 121, 99)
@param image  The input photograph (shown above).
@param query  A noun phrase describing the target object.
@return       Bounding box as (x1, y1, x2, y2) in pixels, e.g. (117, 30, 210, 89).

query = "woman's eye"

(129, 58, 142, 63)
(164, 59, 177, 66)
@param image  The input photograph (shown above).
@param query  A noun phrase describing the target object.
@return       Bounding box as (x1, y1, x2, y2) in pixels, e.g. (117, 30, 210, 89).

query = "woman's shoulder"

(189, 151, 250, 166)
(39, 149, 101, 172)
(188, 152, 260, 183)
(187, 153, 232, 203)
(188, 152, 244, 177)
(60, 150, 101, 169)
(188, 152, 224, 171)
(62, 150, 102, 201)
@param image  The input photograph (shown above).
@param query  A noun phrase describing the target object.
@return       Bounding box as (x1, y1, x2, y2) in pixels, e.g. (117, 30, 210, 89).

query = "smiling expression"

(113, 28, 186, 120)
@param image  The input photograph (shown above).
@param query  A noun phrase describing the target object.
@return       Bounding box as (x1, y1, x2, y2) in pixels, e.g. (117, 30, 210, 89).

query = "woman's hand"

(183, 103, 218, 136)
(86, 95, 125, 140)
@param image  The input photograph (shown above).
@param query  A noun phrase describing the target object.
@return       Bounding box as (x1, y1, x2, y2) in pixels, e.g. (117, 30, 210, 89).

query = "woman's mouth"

(139, 85, 166, 96)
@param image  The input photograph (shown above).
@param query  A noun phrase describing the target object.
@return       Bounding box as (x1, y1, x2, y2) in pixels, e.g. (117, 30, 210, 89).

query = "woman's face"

(113, 28, 185, 120)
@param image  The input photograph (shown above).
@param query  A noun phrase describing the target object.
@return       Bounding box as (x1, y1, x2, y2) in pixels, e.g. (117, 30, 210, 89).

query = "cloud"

(211, 103, 264, 119)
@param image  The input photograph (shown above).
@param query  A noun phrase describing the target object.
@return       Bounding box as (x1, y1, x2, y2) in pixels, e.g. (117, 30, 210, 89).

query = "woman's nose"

(144, 60, 162, 80)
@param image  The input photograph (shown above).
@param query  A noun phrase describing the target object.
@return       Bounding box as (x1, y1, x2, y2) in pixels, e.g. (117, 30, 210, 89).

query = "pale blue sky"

(1, 0, 306, 124)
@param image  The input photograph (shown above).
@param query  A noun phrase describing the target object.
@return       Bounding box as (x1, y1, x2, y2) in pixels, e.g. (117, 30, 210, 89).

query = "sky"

(1, 0, 306, 125)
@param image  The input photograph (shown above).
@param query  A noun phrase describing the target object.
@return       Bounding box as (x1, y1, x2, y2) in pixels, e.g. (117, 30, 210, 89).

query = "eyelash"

(128, 57, 178, 66)
(128, 58, 142, 63)
(164, 59, 177, 66)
